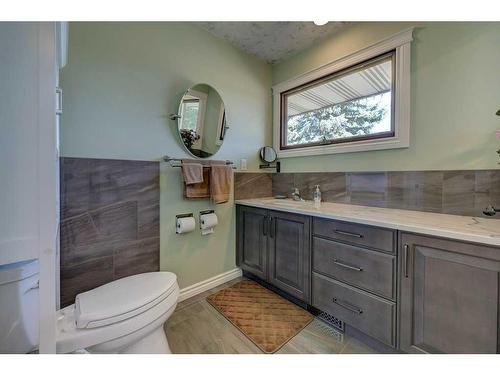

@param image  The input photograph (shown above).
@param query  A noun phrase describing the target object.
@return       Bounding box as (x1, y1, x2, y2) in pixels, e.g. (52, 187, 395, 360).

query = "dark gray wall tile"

(473, 170, 500, 217)
(240, 170, 500, 218)
(113, 237, 160, 279)
(60, 241, 115, 269)
(90, 201, 138, 241)
(474, 193, 493, 217)
(272, 173, 294, 197)
(387, 171, 443, 212)
(60, 158, 91, 219)
(348, 172, 389, 207)
(294, 172, 348, 202)
(59, 157, 160, 307)
(60, 213, 100, 250)
(60, 256, 114, 308)
(442, 171, 476, 216)
(138, 201, 160, 239)
(475, 170, 500, 195)
(234, 173, 272, 199)
(88, 159, 159, 210)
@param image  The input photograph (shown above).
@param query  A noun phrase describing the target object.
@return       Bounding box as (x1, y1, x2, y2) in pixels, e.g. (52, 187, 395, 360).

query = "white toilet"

(56, 271, 179, 354)
(0, 260, 40, 354)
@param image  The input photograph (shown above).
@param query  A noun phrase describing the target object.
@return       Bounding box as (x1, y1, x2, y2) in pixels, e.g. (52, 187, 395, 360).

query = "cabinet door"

(236, 205, 268, 280)
(268, 210, 311, 302)
(399, 233, 500, 353)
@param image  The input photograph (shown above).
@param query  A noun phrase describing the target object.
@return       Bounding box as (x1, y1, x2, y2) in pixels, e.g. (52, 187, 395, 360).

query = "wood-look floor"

(164, 278, 378, 354)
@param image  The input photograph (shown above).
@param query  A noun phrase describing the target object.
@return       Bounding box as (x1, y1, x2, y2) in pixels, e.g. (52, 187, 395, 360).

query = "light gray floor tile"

(164, 278, 381, 354)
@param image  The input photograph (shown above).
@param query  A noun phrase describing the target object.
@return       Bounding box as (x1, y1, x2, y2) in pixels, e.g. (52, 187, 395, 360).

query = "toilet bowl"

(0, 260, 39, 353)
(56, 272, 179, 354)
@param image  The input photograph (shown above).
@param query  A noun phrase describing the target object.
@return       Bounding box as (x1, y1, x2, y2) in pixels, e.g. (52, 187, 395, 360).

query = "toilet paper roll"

(200, 213, 218, 235)
(176, 216, 196, 234)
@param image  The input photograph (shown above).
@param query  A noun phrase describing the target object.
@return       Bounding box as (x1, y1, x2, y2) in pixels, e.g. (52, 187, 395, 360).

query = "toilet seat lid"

(74, 272, 177, 329)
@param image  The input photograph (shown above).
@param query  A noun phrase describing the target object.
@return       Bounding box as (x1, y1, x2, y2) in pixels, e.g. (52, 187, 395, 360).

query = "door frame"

(37, 22, 58, 354)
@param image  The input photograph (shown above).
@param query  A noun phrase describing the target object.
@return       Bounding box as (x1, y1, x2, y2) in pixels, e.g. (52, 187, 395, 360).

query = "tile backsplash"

(235, 170, 500, 219)
(234, 173, 272, 200)
(59, 157, 160, 307)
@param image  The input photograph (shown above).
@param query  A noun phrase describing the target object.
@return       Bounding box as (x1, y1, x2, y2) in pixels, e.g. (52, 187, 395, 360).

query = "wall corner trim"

(178, 268, 243, 302)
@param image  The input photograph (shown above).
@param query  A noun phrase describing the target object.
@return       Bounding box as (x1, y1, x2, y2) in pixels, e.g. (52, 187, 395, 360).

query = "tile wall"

(235, 170, 500, 218)
(59, 157, 160, 307)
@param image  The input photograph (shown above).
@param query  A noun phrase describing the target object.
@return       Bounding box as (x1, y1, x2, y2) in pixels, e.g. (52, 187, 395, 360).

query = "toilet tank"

(0, 260, 39, 353)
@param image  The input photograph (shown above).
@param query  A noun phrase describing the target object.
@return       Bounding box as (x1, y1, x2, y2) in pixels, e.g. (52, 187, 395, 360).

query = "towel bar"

(163, 155, 235, 168)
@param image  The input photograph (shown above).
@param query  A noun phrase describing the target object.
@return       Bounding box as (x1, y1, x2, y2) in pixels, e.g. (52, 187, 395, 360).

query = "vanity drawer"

(313, 217, 395, 253)
(312, 272, 396, 347)
(313, 237, 395, 300)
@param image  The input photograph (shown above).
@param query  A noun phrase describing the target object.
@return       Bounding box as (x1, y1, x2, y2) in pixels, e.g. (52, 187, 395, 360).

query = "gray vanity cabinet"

(236, 205, 311, 303)
(236, 205, 268, 280)
(237, 203, 500, 353)
(312, 217, 397, 347)
(268, 211, 311, 303)
(399, 233, 500, 354)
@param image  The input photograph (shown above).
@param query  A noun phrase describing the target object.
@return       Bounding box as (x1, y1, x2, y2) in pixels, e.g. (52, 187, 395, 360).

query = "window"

(282, 53, 394, 149)
(273, 29, 413, 158)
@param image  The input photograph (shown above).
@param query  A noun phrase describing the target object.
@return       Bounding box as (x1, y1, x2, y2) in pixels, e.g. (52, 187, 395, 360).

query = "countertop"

(235, 198, 500, 247)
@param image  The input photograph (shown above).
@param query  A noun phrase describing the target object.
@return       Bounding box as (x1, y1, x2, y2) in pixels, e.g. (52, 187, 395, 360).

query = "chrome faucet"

(291, 188, 304, 201)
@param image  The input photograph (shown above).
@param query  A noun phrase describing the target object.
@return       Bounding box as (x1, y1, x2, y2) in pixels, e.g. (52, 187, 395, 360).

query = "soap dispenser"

(313, 185, 322, 208)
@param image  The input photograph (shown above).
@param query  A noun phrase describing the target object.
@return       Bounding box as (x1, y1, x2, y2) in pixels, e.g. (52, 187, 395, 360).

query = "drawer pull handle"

(334, 229, 363, 238)
(332, 297, 363, 314)
(333, 259, 363, 272)
(270, 217, 276, 238)
(403, 244, 410, 278)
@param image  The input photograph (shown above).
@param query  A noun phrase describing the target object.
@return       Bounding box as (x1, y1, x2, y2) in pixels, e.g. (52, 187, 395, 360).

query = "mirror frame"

(259, 146, 277, 163)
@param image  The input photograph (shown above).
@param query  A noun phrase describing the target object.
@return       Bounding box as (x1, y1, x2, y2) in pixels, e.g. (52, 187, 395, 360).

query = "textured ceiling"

(196, 22, 348, 64)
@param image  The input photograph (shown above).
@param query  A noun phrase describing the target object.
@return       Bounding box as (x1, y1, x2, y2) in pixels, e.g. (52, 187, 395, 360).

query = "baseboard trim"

(178, 268, 242, 302)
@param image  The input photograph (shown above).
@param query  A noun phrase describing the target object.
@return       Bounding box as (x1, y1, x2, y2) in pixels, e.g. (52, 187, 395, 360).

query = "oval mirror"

(176, 84, 227, 158)
(259, 146, 277, 163)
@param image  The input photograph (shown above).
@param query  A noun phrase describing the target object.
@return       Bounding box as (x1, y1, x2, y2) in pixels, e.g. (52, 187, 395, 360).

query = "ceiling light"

(313, 20, 328, 26)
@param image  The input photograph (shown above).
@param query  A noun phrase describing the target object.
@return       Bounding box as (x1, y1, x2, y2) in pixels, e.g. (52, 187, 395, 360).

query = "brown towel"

(181, 159, 204, 184)
(184, 167, 211, 199)
(210, 164, 232, 204)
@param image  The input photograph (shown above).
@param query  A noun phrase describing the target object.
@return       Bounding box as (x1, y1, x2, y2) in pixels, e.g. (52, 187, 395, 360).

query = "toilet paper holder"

(199, 210, 215, 229)
(176, 213, 194, 219)
(175, 213, 195, 234)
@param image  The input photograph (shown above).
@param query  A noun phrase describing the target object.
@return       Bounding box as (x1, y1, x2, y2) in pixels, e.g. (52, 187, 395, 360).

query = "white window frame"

(272, 28, 413, 158)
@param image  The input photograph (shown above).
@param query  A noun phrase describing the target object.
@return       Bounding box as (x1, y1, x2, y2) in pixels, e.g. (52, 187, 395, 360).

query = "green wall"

(272, 22, 500, 172)
(60, 22, 272, 289)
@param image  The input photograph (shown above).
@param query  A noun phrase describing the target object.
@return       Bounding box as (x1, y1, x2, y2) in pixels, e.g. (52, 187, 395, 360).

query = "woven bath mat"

(206, 280, 314, 353)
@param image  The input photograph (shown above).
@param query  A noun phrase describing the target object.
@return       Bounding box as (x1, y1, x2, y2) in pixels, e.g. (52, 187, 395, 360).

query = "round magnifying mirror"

(259, 146, 277, 163)
(176, 83, 227, 158)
